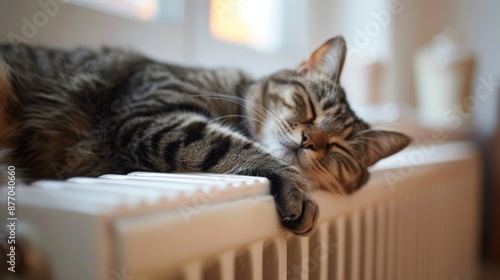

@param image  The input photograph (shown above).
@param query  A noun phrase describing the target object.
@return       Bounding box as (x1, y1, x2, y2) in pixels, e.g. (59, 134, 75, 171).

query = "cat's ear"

(297, 36, 347, 82)
(354, 130, 412, 167)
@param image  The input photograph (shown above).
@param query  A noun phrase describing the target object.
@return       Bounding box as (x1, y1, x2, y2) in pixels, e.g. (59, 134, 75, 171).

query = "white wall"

(465, 0, 500, 137)
(0, 0, 185, 63)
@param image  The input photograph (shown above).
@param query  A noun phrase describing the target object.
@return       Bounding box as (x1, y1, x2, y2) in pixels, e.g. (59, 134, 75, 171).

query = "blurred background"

(1, 0, 499, 276)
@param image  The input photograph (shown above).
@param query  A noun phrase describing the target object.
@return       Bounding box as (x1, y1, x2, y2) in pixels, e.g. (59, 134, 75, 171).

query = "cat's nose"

(301, 133, 317, 150)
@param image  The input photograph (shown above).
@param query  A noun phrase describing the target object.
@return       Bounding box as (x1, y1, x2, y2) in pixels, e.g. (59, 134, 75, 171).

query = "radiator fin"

(234, 249, 252, 280)
(363, 207, 375, 280)
(263, 239, 278, 280)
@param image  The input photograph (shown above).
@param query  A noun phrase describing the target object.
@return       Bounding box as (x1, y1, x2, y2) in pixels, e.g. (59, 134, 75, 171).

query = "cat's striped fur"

(0, 37, 411, 235)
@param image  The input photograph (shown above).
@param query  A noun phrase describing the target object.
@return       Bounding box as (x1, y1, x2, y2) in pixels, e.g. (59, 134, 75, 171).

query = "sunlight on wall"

(209, 0, 285, 52)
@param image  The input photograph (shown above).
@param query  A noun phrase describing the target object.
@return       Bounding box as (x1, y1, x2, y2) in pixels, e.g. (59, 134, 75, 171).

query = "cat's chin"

(278, 150, 300, 166)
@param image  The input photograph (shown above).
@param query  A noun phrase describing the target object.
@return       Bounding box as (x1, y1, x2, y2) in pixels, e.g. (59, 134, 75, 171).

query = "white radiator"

(0, 142, 481, 280)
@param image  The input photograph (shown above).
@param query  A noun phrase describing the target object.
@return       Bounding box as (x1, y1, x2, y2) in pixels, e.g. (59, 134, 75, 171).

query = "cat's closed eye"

(327, 142, 351, 155)
(304, 95, 316, 123)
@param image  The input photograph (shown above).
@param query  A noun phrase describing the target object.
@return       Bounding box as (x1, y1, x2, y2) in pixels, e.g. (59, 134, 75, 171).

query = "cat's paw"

(274, 173, 319, 236)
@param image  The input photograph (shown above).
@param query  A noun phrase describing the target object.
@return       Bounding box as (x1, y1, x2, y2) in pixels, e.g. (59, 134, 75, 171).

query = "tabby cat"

(0, 36, 411, 235)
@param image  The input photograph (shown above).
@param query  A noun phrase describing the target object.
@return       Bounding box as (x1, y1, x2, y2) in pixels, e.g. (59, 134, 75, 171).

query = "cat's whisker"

(264, 99, 293, 129)
(352, 136, 382, 143)
(356, 137, 406, 154)
(203, 89, 275, 123)
(190, 93, 260, 116)
(354, 136, 401, 148)
(232, 82, 286, 125)
(192, 92, 284, 127)
(196, 93, 295, 147)
(335, 149, 361, 172)
(352, 137, 406, 163)
(276, 130, 299, 147)
(322, 169, 345, 194)
(262, 104, 299, 141)
(309, 157, 344, 194)
(207, 114, 273, 131)
(237, 87, 299, 135)
(351, 138, 381, 152)
(189, 93, 298, 146)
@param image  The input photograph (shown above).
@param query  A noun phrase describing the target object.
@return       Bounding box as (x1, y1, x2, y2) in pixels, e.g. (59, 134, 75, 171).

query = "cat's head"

(246, 36, 411, 193)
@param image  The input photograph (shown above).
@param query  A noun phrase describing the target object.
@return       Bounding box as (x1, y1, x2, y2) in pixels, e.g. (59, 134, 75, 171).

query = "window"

(209, 0, 287, 52)
(73, 0, 183, 23)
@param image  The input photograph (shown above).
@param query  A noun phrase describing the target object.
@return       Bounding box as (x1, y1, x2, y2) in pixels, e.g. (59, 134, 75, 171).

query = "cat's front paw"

(274, 172, 319, 236)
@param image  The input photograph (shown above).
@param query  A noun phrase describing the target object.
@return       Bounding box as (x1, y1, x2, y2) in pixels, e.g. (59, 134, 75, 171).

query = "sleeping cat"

(0, 36, 410, 235)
